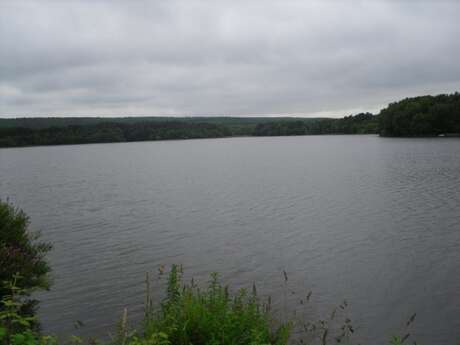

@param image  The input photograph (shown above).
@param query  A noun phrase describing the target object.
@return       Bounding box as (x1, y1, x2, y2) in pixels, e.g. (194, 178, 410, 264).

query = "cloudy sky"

(1, 1, 460, 118)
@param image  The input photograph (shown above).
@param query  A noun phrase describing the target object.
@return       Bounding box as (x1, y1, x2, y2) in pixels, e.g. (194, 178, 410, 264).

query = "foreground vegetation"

(0, 201, 51, 329)
(1, 200, 417, 344)
(1, 269, 416, 345)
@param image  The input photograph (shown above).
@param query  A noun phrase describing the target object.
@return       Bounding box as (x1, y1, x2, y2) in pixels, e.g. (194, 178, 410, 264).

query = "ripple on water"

(1, 136, 460, 344)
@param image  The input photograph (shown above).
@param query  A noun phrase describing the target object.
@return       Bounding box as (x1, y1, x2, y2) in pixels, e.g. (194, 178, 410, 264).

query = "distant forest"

(253, 113, 377, 136)
(0, 122, 232, 147)
(0, 93, 459, 147)
(379, 92, 460, 136)
(0, 114, 377, 148)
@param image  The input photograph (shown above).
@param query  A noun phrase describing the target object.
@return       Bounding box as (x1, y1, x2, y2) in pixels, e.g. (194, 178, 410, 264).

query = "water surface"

(1, 135, 459, 344)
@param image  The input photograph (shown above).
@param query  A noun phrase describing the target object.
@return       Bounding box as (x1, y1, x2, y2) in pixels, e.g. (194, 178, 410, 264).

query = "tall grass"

(127, 265, 291, 345)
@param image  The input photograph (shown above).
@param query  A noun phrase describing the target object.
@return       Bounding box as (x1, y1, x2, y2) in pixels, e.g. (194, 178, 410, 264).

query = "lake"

(1, 135, 460, 344)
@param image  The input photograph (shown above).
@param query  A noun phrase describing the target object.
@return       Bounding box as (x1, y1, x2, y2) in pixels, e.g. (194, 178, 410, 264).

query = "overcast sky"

(1, 1, 460, 118)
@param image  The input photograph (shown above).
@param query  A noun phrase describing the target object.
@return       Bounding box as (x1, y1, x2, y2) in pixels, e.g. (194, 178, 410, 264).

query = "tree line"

(0, 115, 379, 148)
(253, 113, 378, 136)
(379, 92, 460, 136)
(0, 122, 232, 147)
(1, 92, 460, 147)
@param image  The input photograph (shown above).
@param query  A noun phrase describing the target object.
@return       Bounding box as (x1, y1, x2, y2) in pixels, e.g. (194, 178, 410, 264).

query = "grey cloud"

(1, 1, 460, 117)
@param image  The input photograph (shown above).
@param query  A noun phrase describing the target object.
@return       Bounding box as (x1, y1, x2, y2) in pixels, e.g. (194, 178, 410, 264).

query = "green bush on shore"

(0, 200, 52, 328)
(135, 265, 292, 345)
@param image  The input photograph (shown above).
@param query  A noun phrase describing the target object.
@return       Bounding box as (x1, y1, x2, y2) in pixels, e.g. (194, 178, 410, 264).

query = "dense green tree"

(253, 113, 378, 136)
(0, 122, 232, 147)
(0, 201, 52, 317)
(379, 92, 460, 136)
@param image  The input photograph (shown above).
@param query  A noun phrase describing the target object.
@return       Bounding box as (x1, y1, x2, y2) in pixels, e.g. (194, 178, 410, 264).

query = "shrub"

(0, 275, 61, 345)
(131, 265, 292, 345)
(0, 200, 52, 318)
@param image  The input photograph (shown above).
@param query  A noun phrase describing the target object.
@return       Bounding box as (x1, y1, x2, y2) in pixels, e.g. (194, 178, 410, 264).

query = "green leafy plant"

(0, 200, 52, 321)
(0, 275, 59, 345)
(135, 265, 292, 345)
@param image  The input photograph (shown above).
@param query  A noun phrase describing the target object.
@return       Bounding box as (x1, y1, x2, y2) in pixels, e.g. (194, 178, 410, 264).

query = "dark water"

(1, 135, 460, 344)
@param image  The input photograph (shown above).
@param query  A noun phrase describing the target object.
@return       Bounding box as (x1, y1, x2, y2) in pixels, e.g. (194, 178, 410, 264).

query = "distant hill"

(379, 92, 460, 136)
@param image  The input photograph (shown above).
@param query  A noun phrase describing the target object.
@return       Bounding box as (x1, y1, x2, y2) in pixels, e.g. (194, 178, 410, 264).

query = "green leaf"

(12, 333, 26, 345)
(0, 327, 7, 340)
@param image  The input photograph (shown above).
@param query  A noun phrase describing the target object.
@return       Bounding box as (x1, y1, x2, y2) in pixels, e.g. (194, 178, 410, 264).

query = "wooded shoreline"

(1, 92, 460, 148)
